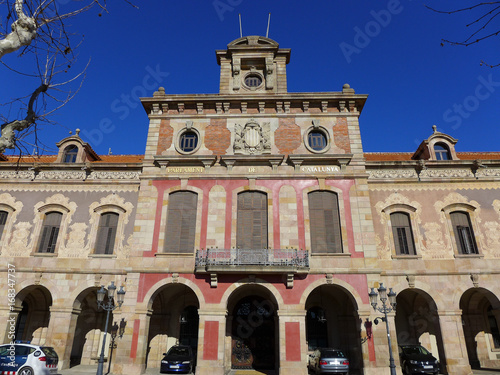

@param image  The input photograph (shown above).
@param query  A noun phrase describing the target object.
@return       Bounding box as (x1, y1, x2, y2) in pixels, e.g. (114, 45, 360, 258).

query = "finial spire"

(239, 14, 243, 38)
(432, 125, 437, 133)
(266, 13, 271, 38)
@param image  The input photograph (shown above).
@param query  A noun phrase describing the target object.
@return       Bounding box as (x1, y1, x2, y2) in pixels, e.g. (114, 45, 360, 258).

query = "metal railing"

(195, 248, 309, 268)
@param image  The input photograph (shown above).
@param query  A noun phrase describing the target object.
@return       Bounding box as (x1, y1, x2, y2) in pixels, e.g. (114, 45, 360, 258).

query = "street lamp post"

(96, 282, 126, 375)
(106, 318, 126, 375)
(369, 283, 397, 375)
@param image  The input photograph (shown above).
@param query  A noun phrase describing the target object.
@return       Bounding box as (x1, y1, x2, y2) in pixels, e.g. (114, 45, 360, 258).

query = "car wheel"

(18, 367, 34, 375)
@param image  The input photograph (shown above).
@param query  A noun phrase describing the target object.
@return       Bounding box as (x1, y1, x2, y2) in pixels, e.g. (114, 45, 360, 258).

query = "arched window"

(434, 143, 451, 160)
(0, 210, 7, 241)
(164, 191, 198, 253)
(95, 212, 119, 254)
(237, 191, 268, 250)
(63, 145, 78, 163)
(308, 191, 342, 253)
(38, 212, 62, 253)
(450, 211, 478, 254)
(390, 212, 416, 255)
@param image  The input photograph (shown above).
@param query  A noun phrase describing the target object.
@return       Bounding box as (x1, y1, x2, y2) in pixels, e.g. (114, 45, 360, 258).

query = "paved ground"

(59, 364, 500, 375)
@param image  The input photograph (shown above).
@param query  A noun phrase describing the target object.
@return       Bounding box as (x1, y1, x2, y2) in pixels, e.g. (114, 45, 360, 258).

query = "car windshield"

(168, 347, 190, 356)
(321, 350, 345, 358)
(403, 346, 430, 355)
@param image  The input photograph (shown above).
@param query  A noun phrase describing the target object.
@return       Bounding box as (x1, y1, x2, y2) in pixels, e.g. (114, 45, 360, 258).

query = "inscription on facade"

(300, 166, 340, 173)
(166, 167, 204, 173)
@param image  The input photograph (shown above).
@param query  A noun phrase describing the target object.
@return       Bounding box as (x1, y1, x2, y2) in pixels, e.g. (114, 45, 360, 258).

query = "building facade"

(0, 36, 499, 375)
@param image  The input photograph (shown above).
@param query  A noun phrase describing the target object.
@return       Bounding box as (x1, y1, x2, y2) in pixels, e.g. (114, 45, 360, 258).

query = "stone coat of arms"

(234, 120, 271, 155)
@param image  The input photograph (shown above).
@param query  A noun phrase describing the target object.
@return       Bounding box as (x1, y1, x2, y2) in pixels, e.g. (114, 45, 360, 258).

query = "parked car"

(0, 343, 58, 375)
(160, 345, 195, 374)
(399, 345, 439, 375)
(309, 348, 349, 374)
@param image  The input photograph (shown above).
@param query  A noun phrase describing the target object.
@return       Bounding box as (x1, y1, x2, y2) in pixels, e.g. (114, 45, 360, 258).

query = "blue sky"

(2, 0, 500, 156)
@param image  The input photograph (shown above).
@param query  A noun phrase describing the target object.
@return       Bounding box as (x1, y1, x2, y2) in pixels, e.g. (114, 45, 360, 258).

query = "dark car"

(309, 348, 349, 374)
(399, 345, 439, 375)
(160, 345, 195, 374)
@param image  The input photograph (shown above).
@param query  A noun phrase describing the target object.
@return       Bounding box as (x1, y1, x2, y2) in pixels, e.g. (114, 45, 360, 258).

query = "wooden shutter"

(38, 212, 62, 253)
(309, 191, 342, 254)
(390, 212, 416, 255)
(164, 191, 198, 253)
(450, 212, 478, 254)
(95, 212, 119, 254)
(0, 211, 7, 241)
(237, 191, 267, 250)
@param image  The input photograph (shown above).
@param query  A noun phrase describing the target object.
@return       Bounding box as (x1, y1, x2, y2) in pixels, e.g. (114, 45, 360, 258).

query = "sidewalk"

(59, 364, 500, 375)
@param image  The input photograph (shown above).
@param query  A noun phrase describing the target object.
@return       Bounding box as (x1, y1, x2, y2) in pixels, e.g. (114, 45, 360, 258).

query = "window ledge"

(311, 253, 351, 257)
(155, 252, 193, 257)
(392, 255, 422, 260)
(88, 254, 117, 259)
(454, 254, 484, 259)
(33, 253, 57, 257)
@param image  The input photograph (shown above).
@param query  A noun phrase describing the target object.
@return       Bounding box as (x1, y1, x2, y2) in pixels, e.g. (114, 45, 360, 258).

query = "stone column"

(195, 307, 226, 375)
(278, 309, 308, 375)
(44, 306, 81, 370)
(115, 309, 152, 375)
(438, 310, 473, 375)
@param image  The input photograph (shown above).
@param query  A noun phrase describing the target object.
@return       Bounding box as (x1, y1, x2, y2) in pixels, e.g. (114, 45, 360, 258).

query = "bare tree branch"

(426, 2, 500, 67)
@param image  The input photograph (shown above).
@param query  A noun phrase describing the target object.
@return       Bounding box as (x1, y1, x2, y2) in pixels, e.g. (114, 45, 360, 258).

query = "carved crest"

(234, 120, 271, 155)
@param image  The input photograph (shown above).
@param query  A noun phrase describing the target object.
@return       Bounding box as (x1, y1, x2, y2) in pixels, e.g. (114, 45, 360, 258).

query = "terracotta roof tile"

(364, 152, 500, 161)
(2, 154, 143, 164)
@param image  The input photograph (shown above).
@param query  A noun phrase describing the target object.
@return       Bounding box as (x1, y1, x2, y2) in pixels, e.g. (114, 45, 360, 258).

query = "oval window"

(308, 130, 328, 152)
(245, 74, 262, 88)
(179, 131, 198, 153)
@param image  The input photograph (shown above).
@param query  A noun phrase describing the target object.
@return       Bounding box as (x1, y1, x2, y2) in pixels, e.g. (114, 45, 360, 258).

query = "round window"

(179, 131, 198, 153)
(308, 130, 328, 151)
(244, 74, 262, 88)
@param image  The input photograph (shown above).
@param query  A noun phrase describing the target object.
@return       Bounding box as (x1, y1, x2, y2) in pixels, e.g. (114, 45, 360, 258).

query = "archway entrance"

(227, 285, 279, 372)
(305, 285, 363, 374)
(395, 289, 447, 374)
(14, 286, 52, 344)
(231, 296, 274, 370)
(146, 284, 199, 369)
(70, 288, 110, 368)
(460, 288, 500, 369)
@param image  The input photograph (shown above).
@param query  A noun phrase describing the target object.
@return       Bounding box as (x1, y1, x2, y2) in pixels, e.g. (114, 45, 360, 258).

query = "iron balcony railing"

(195, 248, 309, 269)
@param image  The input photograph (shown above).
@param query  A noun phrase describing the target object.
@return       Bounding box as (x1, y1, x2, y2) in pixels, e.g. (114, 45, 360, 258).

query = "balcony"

(195, 248, 309, 274)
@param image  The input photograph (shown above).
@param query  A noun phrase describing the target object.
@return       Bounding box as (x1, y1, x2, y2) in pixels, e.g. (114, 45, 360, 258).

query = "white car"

(0, 343, 58, 375)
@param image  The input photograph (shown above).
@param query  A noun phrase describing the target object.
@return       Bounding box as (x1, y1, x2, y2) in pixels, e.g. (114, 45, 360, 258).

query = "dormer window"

(434, 143, 451, 161)
(63, 145, 78, 163)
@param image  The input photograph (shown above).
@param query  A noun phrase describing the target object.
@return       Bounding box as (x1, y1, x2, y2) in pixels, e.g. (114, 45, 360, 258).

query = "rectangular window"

(309, 191, 342, 254)
(451, 212, 478, 255)
(390, 212, 416, 255)
(95, 213, 119, 254)
(38, 212, 62, 253)
(164, 191, 198, 253)
(0, 211, 7, 241)
(237, 191, 268, 250)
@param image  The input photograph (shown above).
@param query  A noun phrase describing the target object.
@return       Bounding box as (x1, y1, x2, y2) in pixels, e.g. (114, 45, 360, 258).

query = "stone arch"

(304, 282, 364, 374)
(299, 277, 363, 309)
(14, 285, 52, 344)
(395, 287, 447, 372)
(144, 280, 201, 369)
(140, 277, 206, 312)
(460, 287, 500, 369)
(220, 277, 284, 312)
